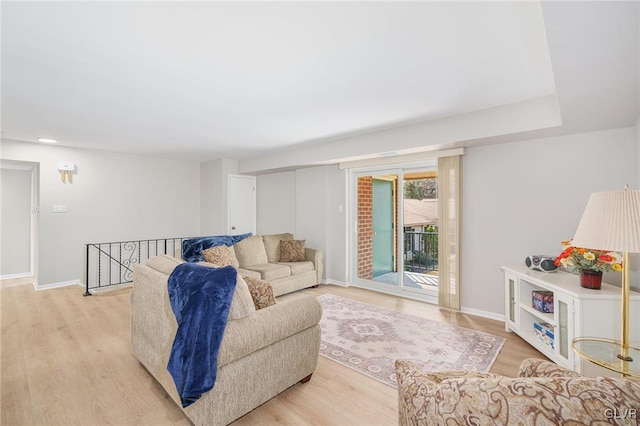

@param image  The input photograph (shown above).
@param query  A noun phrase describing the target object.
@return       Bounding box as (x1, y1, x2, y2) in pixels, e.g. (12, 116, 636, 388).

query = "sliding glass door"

(351, 163, 438, 302)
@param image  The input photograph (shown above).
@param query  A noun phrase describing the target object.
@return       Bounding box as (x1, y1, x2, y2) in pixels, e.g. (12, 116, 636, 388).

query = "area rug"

(317, 294, 506, 388)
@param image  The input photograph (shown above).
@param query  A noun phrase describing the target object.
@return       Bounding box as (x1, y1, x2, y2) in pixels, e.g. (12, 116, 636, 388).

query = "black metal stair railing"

(83, 237, 191, 296)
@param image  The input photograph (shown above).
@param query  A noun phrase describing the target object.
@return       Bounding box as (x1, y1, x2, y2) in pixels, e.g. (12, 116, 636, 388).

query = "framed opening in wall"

(350, 162, 439, 303)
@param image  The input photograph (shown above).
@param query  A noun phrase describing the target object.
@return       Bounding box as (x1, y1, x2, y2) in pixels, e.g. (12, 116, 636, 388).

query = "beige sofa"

(218, 233, 323, 297)
(131, 255, 322, 426)
(396, 358, 640, 425)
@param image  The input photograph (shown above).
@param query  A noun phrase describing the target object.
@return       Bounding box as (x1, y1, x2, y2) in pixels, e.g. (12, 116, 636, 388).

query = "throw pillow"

(279, 239, 306, 262)
(242, 275, 276, 310)
(202, 245, 235, 267)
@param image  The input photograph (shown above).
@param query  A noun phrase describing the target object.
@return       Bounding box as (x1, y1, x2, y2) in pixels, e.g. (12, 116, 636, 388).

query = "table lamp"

(571, 185, 640, 363)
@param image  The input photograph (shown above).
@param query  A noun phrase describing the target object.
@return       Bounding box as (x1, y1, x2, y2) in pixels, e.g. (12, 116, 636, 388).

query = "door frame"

(349, 166, 404, 290)
(348, 161, 438, 304)
(0, 160, 39, 283)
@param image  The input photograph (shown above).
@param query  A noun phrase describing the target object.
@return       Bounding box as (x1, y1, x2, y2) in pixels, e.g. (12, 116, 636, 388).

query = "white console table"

(502, 265, 640, 376)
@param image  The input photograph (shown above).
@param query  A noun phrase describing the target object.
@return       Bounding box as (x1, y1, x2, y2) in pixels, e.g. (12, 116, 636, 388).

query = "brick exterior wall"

(357, 176, 373, 279)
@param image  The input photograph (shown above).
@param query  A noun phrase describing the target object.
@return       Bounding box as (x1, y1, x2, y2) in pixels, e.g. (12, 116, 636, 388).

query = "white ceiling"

(1, 1, 638, 164)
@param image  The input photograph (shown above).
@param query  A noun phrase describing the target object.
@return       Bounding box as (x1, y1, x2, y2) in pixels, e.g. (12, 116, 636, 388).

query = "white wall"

(633, 119, 640, 290)
(1, 168, 32, 276)
(295, 166, 349, 283)
(462, 127, 637, 316)
(0, 139, 201, 286)
(636, 118, 640, 189)
(6, 125, 631, 314)
(325, 166, 348, 284)
(256, 165, 348, 283)
(257, 171, 296, 234)
(200, 159, 224, 235)
(295, 167, 328, 253)
(255, 127, 637, 317)
(200, 158, 239, 235)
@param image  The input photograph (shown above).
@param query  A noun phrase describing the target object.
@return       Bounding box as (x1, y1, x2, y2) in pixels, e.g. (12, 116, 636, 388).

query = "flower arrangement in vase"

(554, 240, 623, 289)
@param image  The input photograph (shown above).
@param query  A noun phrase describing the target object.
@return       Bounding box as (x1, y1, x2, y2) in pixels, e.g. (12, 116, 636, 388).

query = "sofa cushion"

(146, 255, 184, 274)
(262, 233, 294, 263)
(242, 275, 277, 310)
(233, 235, 268, 267)
(280, 240, 306, 262)
(202, 245, 238, 267)
(236, 267, 261, 279)
(242, 263, 291, 281)
(276, 261, 315, 276)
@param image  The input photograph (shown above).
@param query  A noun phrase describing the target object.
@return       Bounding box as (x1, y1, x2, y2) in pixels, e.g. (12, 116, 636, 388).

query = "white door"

(228, 174, 256, 235)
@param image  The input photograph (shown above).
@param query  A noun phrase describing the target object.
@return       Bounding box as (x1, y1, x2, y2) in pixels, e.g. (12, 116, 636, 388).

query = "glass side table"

(573, 337, 640, 378)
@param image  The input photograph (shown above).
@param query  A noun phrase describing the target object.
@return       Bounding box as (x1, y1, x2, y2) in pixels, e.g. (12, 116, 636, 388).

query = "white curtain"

(437, 155, 461, 310)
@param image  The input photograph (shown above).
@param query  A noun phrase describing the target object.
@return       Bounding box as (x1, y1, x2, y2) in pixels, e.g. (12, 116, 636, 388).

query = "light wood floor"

(1, 282, 544, 426)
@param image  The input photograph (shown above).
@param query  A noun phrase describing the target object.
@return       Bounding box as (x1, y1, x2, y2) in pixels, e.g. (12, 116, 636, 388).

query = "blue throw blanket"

(167, 263, 238, 408)
(181, 233, 252, 263)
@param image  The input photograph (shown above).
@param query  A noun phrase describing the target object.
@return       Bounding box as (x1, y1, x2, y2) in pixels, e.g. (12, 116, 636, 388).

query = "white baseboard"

(322, 279, 349, 287)
(35, 280, 83, 291)
(1, 272, 32, 280)
(460, 306, 504, 322)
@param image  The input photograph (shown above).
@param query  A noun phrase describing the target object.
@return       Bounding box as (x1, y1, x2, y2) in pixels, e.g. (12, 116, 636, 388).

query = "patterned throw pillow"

(242, 275, 276, 310)
(279, 239, 306, 262)
(202, 245, 235, 267)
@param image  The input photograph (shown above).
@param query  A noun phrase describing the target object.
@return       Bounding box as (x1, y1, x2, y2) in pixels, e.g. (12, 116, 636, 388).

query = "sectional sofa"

(199, 233, 324, 297)
(131, 255, 322, 425)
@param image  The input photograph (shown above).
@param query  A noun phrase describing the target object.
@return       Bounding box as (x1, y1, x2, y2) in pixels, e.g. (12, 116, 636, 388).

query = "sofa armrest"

(395, 359, 439, 424)
(305, 248, 324, 284)
(423, 370, 503, 384)
(518, 358, 582, 378)
(217, 295, 322, 368)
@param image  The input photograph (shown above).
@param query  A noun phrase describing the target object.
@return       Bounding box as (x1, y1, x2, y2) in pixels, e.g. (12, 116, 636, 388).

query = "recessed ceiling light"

(37, 137, 57, 143)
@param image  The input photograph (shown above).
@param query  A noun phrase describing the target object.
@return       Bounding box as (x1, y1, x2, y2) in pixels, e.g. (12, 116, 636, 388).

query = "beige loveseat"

(396, 358, 640, 425)
(209, 233, 323, 297)
(131, 255, 322, 426)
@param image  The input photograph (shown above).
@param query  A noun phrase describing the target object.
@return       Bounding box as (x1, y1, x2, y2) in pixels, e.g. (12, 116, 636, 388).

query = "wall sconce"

(58, 162, 75, 183)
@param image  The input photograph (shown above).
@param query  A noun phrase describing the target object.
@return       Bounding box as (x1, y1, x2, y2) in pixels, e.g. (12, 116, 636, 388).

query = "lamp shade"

(571, 189, 640, 254)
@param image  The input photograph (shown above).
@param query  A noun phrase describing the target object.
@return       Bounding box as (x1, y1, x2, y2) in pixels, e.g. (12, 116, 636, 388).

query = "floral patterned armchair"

(395, 358, 640, 425)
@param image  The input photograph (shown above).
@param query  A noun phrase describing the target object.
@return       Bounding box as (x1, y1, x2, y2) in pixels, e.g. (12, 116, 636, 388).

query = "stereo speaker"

(525, 255, 558, 272)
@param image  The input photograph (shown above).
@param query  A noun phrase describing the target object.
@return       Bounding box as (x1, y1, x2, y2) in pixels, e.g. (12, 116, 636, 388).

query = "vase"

(579, 269, 602, 289)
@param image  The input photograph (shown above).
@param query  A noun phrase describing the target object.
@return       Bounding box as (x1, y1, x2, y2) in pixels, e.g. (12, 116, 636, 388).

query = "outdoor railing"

(83, 237, 191, 296)
(404, 231, 438, 273)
